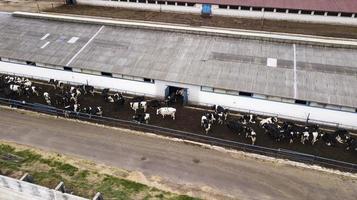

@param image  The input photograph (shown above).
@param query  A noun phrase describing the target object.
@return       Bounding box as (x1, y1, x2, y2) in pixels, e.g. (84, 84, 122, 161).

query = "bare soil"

(46, 4, 357, 39)
(0, 0, 63, 12)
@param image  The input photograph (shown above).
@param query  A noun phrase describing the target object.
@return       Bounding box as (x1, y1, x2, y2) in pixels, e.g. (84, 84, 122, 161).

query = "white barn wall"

(197, 91, 357, 129)
(212, 9, 357, 26)
(1, 61, 357, 129)
(77, 0, 201, 14)
(77, 0, 357, 27)
(0, 61, 157, 96)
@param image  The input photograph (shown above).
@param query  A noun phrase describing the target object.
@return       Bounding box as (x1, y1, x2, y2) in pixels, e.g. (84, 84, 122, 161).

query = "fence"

(0, 97, 356, 173)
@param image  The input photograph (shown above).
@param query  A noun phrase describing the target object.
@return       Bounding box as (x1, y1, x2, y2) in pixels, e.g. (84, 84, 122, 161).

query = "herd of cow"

(200, 106, 357, 151)
(0, 75, 356, 152)
(0, 75, 178, 124)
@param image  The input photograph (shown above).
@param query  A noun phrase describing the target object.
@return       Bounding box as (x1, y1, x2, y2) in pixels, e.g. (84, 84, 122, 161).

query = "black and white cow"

(321, 129, 351, 146)
(133, 113, 150, 124)
(301, 128, 321, 145)
(65, 103, 80, 113)
(130, 101, 147, 113)
(310, 131, 321, 145)
(260, 117, 278, 126)
(280, 122, 304, 144)
(240, 114, 257, 125)
(203, 113, 216, 124)
(212, 105, 227, 113)
(69, 86, 81, 103)
(79, 85, 95, 96)
(156, 107, 176, 120)
(334, 129, 351, 144)
(245, 127, 257, 145)
(346, 138, 357, 151)
(22, 79, 32, 87)
(43, 92, 51, 105)
(113, 93, 125, 106)
(212, 105, 228, 124)
(101, 88, 114, 102)
(201, 113, 215, 133)
(30, 86, 39, 96)
(263, 123, 283, 142)
(202, 119, 212, 134)
(81, 106, 103, 116)
(9, 84, 22, 96)
(321, 132, 338, 147)
(49, 79, 64, 90)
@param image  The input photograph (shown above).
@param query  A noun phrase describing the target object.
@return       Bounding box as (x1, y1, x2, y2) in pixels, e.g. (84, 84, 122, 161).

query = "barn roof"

(169, 0, 357, 13)
(1, 14, 357, 108)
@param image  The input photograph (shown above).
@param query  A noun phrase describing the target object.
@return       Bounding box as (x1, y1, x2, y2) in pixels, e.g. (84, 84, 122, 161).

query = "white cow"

(130, 101, 147, 113)
(156, 107, 176, 120)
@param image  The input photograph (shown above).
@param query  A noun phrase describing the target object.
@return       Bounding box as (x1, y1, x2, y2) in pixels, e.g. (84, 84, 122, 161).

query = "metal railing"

(0, 97, 356, 173)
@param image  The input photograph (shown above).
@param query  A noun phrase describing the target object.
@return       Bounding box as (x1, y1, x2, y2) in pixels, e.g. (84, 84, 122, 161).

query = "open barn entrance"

(165, 86, 188, 105)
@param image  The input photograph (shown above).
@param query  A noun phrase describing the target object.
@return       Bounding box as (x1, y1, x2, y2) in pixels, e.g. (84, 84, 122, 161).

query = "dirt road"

(0, 0, 63, 12)
(0, 107, 356, 200)
(47, 4, 357, 39)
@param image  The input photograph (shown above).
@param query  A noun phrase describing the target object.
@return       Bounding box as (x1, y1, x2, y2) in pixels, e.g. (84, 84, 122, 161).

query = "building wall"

(197, 91, 357, 129)
(212, 8, 357, 26)
(0, 61, 157, 97)
(76, 0, 357, 26)
(77, 0, 201, 14)
(1, 61, 357, 129)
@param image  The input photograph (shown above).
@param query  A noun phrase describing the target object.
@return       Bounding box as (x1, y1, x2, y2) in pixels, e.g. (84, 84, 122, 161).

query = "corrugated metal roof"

(168, 0, 357, 13)
(1, 15, 357, 108)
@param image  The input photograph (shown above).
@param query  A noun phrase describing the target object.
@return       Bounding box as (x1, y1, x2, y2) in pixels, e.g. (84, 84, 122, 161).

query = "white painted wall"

(212, 9, 357, 26)
(1, 61, 356, 129)
(77, 0, 357, 27)
(77, 0, 201, 14)
(197, 91, 357, 129)
(0, 61, 156, 96)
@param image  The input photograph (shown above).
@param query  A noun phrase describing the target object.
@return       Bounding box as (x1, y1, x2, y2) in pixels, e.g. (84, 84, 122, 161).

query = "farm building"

(0, 12, 357, 128)
(76, 0, 357, 25)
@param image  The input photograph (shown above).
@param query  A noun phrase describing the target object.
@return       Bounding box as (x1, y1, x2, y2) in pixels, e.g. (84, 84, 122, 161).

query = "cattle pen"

(0, 96, 356, 173)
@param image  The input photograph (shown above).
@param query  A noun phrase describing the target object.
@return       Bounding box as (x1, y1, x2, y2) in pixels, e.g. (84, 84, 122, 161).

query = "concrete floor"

(0, 107, 356, 200)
